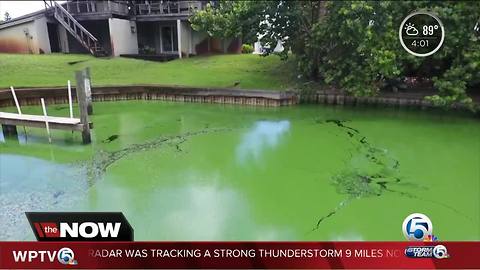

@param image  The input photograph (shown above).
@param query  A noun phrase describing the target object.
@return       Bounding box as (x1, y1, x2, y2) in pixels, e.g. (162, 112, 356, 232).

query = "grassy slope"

(0, 53, 295, 90)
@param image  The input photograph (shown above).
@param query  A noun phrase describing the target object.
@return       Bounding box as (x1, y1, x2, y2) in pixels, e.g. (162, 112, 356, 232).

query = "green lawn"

(0, 53, 295, 90)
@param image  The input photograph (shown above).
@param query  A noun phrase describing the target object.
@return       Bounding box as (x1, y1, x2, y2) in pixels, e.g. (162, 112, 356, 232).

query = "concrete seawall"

(0, 85, 476, 111)
(0, 85, 298, 108)
(303, 90, 436, 109)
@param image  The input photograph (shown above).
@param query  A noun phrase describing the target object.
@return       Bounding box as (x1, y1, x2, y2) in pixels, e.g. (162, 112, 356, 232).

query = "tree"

(190, 1, 480, 109)
(189, 1, 261, 44)
(310, 1, 479, 107)
(4, 12, 11, 22)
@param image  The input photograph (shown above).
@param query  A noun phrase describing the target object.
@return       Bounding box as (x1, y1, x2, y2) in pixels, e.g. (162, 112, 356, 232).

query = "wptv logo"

(402, 213, 449, 259)
(13, 247, 77, 265)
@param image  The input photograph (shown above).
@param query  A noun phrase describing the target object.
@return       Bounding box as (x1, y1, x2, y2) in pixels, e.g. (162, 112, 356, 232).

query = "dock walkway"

(0, 112, 84, 131)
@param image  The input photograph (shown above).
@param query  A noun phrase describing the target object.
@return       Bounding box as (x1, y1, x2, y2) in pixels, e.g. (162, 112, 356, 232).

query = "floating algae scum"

(0, 89, 479, 241)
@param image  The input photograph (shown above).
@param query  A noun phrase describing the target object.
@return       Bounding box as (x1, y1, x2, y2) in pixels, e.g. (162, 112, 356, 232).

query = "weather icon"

(404, 23, 419, 36)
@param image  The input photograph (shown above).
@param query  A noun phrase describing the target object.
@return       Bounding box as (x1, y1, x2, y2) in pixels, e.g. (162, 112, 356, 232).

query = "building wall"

(57, 24, 69, 53)
(108, 18, 139, 56)
(0, 17, 51, 54)
(33, 17, 51, 54)
(178, 20, 191, 57)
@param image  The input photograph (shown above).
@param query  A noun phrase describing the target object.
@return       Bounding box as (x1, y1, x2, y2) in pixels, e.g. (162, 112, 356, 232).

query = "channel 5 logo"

(402, 213, 433, 241)
(57, 248, 78, 265)
(402, 213, 449, 260)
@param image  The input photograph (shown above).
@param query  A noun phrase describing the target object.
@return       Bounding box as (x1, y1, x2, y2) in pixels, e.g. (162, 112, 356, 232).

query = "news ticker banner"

(0, 242, 478, 269)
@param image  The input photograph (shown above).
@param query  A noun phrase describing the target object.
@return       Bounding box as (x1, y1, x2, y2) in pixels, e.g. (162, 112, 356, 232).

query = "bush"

(241, 44, 254, 54)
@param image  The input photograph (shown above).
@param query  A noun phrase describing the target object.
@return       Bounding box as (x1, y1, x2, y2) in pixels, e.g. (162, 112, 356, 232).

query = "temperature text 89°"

(423, 25, 439, 35)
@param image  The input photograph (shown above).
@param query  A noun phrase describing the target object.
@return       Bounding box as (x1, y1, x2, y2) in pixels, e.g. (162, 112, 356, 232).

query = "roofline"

(0, 9, 50, 30)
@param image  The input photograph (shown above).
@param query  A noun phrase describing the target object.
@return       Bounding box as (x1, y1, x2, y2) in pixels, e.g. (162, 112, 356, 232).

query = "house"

(0, 0, 242, 58)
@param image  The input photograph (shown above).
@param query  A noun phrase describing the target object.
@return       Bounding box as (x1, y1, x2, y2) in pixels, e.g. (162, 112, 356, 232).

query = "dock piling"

(1, 124, 17, 139)
(75, 69, 92, 144)
(85, 67, 93, 115)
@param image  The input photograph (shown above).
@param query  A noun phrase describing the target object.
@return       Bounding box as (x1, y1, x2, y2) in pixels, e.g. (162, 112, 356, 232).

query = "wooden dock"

(0, 112, 85, 131)
(1, 68, 93, 143)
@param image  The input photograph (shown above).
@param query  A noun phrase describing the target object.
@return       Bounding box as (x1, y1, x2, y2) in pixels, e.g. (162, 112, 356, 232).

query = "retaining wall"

(302, 90, 437, 109)
(0, 85, 298, 108)
(0, 85, 476, 111)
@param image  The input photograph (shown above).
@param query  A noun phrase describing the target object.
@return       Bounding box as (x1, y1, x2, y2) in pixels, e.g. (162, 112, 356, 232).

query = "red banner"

(0, 242, 478, 269)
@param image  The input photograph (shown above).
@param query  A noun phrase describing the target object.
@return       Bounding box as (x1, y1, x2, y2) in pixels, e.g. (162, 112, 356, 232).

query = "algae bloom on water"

(0, 101, 479, 241)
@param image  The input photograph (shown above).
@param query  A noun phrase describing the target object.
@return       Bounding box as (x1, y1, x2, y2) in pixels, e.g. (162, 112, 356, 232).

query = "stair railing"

(53, 2, 103, 56)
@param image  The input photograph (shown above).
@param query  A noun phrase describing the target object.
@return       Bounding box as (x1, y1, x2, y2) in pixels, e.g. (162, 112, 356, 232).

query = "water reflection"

(236, 120, 290, 163)
(149, 182, 296, 240)
(0, 128, 82, 146)
(88, 170, 296, 240)
(0, 129, 29, 144)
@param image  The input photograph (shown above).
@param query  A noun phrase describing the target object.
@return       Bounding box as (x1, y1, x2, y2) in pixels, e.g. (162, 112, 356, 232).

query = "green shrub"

(241, 44, 254, 54)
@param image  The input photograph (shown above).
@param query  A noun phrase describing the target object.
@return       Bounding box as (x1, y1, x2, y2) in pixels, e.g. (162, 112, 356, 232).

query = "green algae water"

(0, 101, 479, 241)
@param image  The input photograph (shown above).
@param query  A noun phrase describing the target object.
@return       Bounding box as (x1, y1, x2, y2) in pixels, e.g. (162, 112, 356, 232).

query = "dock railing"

(53, 2, 106, 56)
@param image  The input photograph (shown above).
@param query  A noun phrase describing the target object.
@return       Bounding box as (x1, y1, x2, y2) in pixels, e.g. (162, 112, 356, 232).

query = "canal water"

(0, 101, 479, 241)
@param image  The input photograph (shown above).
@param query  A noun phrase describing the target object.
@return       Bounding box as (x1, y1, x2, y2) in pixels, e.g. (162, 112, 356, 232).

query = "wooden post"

(10, 86, 22, 114)
(40, 98, 52, 143)
(67, 80, 74, 118)
(2, 124, 18, 139)
(84, 67, 93, 115)
(10, 86, 28, 137)
(75, 70, 92, 144)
